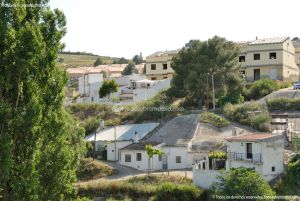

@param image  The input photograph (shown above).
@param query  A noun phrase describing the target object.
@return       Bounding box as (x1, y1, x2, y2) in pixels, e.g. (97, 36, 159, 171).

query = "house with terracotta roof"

(193, 133, 284, 189)
(238, 37, 299, 82)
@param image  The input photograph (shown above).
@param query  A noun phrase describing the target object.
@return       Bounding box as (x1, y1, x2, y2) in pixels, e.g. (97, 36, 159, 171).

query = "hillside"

(57, 53, 118, 69)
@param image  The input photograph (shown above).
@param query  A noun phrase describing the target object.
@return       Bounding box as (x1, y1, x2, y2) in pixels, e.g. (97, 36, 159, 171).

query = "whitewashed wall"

(162, 146, 193, 170)
(107, 141, 132, 161)
(193, 165, 223, 189)
(120, 150, 163, 171)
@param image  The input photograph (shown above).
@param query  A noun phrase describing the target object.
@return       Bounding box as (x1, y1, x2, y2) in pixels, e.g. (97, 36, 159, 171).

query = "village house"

(84, 122, 159, 160)
(78, 73, 103, 103)
(193, 133, 284, 189)
(238, 37, 299, 82)
(145, 49, 179, 80)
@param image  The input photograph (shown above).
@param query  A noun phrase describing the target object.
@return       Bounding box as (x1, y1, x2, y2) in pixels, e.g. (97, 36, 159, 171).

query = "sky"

(49, 0, 300, 59)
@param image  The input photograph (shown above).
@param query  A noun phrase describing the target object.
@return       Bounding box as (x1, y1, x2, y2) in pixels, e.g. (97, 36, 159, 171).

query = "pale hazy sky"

(49, 0, 300, 58)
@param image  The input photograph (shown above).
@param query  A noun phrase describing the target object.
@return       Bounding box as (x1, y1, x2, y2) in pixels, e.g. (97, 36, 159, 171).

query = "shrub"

(267, 98, 300, 111)
(200, 112, 230, 128)
(223, 102, 270, 131)
(248, 79, 279, 100)
(212, 168, 276, 198)
(76, 158, 116, 181)
(208, 151, 227, 160)
(151, 182, 203, 201)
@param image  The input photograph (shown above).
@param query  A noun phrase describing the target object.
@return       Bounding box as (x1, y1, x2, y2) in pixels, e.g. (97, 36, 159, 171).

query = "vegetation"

(94, 57, 104, 66)
(223, 102, 270, 131)
(244, 78, 279, 100)
(132, 53, 143, 64)
(78, 175, 203, 200)
(267, 98, 300, 111)
(122, 62, 138, 75)
(67, 91, 183, 129)
(77, 158, 117, 181)
(208, 151, 227, 160)
(169, 36, 244, 107)
(151, 182, 204, 201)
(200, 112, 230, 128)
(212, 168, 276, 200)
(146, 145, 164, 173)
(99, 80, 119, 99)
(274, 154, 300, 195)
(0, 1, 85, 200)
(113, 57, 129, 64)
(57, 53, 116, 68)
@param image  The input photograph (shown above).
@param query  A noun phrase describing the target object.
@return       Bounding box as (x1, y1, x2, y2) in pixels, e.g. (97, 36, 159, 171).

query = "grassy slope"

(57, 53, 117, 69)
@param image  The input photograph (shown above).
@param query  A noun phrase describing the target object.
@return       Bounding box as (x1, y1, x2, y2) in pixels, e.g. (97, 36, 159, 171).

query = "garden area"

(77, 175, 206, 201)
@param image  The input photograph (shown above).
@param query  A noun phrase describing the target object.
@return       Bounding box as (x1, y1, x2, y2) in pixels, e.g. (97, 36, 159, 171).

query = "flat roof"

(225, 133, 282, 142)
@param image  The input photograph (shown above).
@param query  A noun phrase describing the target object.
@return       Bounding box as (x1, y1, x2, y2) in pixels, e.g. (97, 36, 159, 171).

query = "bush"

(267, 98, 300, 111)
(200, 112, 230, 128)
(223, 102, 270, 131)
(247, 79, 279, 100)
(76, 158, 116, 181)
(151, 182, 203, 201)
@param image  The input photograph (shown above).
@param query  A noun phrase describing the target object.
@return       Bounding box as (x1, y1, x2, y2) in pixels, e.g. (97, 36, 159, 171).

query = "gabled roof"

(225, 133, 283, 142)
(249, 37, 289, 45)
(85, 123, 159, 142)
(121, 141, 162, 151)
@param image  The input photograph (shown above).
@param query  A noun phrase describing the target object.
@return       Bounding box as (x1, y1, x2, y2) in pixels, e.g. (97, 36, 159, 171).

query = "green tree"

(146, 145, 163, 175)
(122, 62, 137, 75)
(132, 52, 143, 64)
(212, 168, 275, 200)
(170, 36, 244, 107)
(99, 80, 119, 100)
(94, 57, 104, 66)
(275, 154, 300, 195)
(0, 1, 85, 200)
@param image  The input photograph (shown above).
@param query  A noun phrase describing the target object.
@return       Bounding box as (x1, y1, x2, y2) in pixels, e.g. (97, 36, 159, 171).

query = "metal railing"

(230, 152, 262, 163)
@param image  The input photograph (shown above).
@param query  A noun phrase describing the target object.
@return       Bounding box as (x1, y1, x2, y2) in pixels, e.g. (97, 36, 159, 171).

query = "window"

(151, 77, 157, 80)
(125, 154, 131, 162)
(159, 155, 162, 161)
(254, 53, 260, 60)
(239, 56, 245, 62)
(163, 75, 168, 79)
(151, 64, 156, 70)
(272, 166, 275, 172)
(270, 52, 276, 59)
(163, 63, 168, 70)
(136, 153, 142, 161)
(176, 156, 181, 163)
(112, 150, 114, 152)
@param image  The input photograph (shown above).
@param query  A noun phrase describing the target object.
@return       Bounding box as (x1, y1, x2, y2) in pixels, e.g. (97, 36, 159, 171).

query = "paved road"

(258, 87, 300, 104)
(77, 160, 192, 185)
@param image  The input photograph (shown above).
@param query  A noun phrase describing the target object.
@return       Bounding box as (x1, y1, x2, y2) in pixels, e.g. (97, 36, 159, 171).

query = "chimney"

(133, 131, 140, 143)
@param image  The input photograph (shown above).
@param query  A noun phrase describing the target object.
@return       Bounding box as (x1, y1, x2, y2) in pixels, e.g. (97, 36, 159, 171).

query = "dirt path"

(77, 160, 192, 185)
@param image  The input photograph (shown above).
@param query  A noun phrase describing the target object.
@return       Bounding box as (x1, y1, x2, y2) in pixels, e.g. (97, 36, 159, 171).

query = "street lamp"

(93, 119, 105, 161)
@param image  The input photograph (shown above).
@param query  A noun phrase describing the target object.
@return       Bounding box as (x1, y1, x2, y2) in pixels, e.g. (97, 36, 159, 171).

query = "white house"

(193, 133, 284, 189)
(120, 141, 164, 171)
(78, 73, 103, 103)
(84, 122, 159, 160)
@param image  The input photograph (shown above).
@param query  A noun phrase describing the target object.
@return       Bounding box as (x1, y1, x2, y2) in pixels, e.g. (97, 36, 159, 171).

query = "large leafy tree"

(212, 168, 275, 200)
(170, 36, 245, 107)
(0, 1, 85, 200)
(132, 52, 143, 65)
(99, 80, 119, 100)
(121, 62, 137, 75)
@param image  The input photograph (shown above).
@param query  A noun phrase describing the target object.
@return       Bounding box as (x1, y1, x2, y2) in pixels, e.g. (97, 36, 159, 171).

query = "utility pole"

(211, 73, 215, 112)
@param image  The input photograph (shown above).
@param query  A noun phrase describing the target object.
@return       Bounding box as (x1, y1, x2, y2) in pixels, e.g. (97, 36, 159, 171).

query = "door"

(246, 143, 253, 159)
(270, 69, 277, 80)
(254, 69, 260, 81)
(162, 155, 168, 170)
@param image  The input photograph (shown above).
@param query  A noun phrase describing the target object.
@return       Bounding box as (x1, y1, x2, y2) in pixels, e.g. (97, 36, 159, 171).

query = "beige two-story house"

(292, 38, 300, 71)
(238, 37, 299, 82)
(145, 49, 179, 80)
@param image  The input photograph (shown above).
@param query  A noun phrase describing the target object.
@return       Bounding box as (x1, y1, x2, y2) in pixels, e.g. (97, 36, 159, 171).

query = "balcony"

(229, 152, 263, 164)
